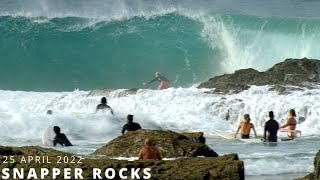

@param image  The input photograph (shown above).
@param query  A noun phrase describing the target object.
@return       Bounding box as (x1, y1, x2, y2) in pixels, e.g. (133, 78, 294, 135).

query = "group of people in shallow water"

(44, 72, 169, 159)
(118, 114, 160, 160)
(46, 73, 299, 158)
(234, 109, 298, 142)
(46, 94, 161, 159)
(47, 96, 298, 161)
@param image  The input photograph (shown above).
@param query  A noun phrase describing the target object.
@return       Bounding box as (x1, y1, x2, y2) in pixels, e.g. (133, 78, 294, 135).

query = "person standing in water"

(234, 114, 257, 139)
(53, 126, 72, 147)
(143, 72, 169, 90)
(121, 114, 142, 134)
(263, 111, 279, 142)
(96, 97, 114, 115)
(280, 109, 297, 138)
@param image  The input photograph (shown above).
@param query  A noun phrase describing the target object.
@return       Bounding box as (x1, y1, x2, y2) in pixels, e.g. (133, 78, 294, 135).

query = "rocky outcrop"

(198, 58, 320, 94)
(297, 150, 320, 180)
(0, 146, 244, 180)
(92, 129, 218, 158)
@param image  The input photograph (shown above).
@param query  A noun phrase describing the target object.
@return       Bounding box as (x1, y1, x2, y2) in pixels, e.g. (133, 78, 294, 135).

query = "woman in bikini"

(280, 109, 297, 138)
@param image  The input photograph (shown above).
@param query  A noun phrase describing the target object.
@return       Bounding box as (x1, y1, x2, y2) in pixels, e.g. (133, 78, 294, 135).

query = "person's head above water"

(144, 137, 154, 146)
(289, 109, 296, 117)
(53, 126, 61, 134)
(127, 114, 133, 123)
(155, 72, 161, 78)
(101, 97, 107, 104)
(244, 114, 250, 122)
(269, 111, 274, 119)
(47, 110, 53, 115)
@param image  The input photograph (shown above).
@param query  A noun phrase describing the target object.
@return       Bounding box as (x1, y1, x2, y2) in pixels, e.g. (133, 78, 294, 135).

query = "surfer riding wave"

(143, 72, 169, 90)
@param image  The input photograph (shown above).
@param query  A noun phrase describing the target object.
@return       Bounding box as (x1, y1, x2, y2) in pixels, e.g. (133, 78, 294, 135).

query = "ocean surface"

(1, 0, 320, 179)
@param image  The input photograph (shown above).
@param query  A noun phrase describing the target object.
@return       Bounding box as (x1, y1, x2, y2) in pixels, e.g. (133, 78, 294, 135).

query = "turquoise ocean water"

(1, 1, 320, 179)
(1, 0, 320, 91)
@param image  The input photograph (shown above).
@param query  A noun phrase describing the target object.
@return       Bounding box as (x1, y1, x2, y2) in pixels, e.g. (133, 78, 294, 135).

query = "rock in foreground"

(297, 150, 320, 180)
(92, 129, 218, 158)
(0, 146, 244, 180)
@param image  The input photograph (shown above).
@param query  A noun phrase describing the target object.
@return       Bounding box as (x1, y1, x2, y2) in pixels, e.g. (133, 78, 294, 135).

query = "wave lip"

(0, 0, 180, 21)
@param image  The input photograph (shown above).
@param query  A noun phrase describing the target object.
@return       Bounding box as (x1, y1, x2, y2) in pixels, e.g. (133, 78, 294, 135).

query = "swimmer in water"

(121, 114, 142, 134)
(53, 126, 72, 147)
(96, 97, 114, 115)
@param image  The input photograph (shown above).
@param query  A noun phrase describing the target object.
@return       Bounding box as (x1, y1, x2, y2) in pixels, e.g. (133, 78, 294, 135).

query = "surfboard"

(42, 126, 56, 146)
(214, 131, 262, 143)
(238, 138, 263, 143)
(278, 128, 301, 139)
(214, 131, 237, 140)
(280, 138, 295, 141)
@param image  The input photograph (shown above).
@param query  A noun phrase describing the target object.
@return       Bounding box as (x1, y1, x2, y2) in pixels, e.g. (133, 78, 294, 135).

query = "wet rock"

(0, 146, 23, 155)
(0, 146, 244, 180)
(297, 150, 320, 180)
(92, 129, 218, 158)
(199, 58, 320, 94)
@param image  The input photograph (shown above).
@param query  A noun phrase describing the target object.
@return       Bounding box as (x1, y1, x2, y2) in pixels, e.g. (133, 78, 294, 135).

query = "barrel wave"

(1, 0, 320, 91)
(1, 1, 320, 178)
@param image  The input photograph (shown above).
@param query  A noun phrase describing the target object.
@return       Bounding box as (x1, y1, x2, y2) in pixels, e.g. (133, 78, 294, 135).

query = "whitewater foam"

(2, 86, 320, 140)
(0, 86, 319, 176)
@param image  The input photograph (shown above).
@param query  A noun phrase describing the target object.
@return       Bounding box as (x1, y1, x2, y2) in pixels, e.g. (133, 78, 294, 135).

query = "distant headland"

(198, 58, 320, 94)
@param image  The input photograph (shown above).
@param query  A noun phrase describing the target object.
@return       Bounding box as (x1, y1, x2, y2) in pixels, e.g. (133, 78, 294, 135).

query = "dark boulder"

(198, 58, 320, 94)
(0, 146, 244, 180)
(92, 129, 218, 158)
